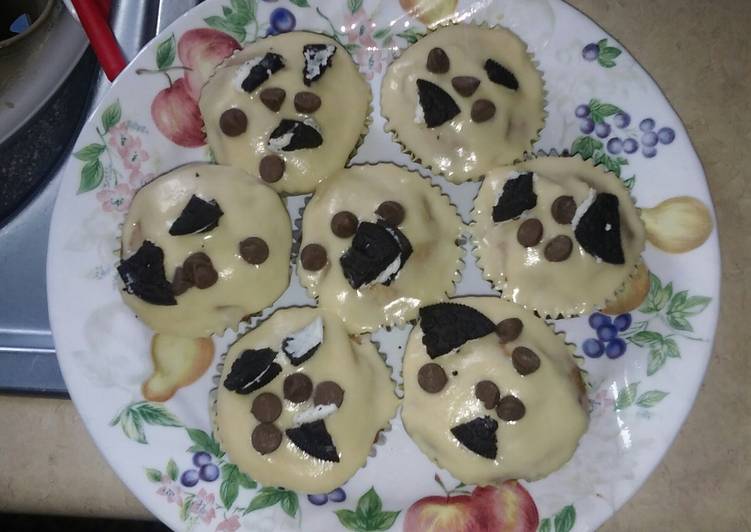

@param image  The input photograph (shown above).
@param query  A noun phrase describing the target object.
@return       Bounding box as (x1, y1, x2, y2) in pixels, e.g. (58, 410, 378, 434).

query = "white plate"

(47, 1, 720, 530)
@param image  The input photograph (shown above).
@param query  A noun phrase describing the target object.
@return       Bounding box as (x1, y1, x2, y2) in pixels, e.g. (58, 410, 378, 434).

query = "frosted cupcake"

(214, 307, 398, 493)
(381, 24, 545, 183)
(471, 155, 646, 317)
(117, 164, 291, 337)
(199, 31, 371, 194)
(297, 163, 463, 333)
(401, 297, 588, 484)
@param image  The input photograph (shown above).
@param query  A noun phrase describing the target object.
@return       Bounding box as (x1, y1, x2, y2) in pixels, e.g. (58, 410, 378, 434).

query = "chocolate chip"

(484, 58, 519, 90)
(512, 346, 541, 376)
(517, 218, 543, 247)
(259, 154, 285, 183)
(224, 348, 282, 394)
(492, 172, 537, 222)
(551, 195, 577, 225)
(239, 237, 269, 265)
(375, 201, 405, 226)
(294, 91, 321, 113)
(544, 235, 573, 262)
(330, 211, 358, 238)
(300, 243, 327, 271)
(171, 267, 193, 296)
(496, 317, 523, 343)
(419, 303, 496, 358)
(219, 108, 247, 136)
(182, 252, 218, 289)
(471, 99, 496, 123)
(450, 416, 498, 459)
(285, 420, 339, 462)
(313, 381, 344, 407)
(241, 53, 285, 93)
(496, 395, 525, 421)
(251, 392, 282, 423)
(417, 363, 447, 393)
(252, 423, 282, 454)
(574, 193, 624, 264)
(169, 196, 224, 236)
(283, 373, 313, 403)
(416, 79, 460, 128)
(451, 76, 480, 97)
(260, 87, 286, 112)
(426, 47, 449, 73)
(474, 380, 500, 409)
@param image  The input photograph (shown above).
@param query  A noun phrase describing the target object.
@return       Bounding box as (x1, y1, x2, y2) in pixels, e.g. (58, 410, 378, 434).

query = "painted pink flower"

(216, 515, 241, 532)
(96, 183, 133, 213)
(108, 122, 136, 155)
(355, 46, 387, 80)
(156, 476, 183, 506)
(344, 9, 377, 47)
(190, 488, 217, 524)
(121, 136, 150, 172)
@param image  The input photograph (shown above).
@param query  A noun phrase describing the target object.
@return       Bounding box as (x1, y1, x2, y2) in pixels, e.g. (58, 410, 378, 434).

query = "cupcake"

(118, 163, 292, 337)
(199, 31, 371, 194)
(214, 307, 398, 493)
(471, 155, 646, 317)
(381, 24, 545, 184)
(401, 297, 588, 484)
(297, 163, 463, 333)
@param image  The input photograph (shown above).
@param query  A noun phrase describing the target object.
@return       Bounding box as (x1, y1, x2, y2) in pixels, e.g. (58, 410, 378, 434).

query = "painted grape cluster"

(180, 451, 220, 487)
(582, 312, 631, 359)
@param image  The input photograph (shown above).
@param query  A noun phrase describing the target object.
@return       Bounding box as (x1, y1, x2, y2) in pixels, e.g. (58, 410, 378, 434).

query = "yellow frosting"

(214, 307, 398, 493)
(199, 31, 370, 195)
(471, 156, 646, 317)
(120, 164, 291, 337)
(297, 164, 463, 333)
(381, 24, 545, 183)
(401, 296, 588, 484)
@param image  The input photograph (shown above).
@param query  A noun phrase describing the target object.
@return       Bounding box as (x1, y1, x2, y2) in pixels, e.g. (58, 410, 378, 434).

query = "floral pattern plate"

(47, 1, 720, 531)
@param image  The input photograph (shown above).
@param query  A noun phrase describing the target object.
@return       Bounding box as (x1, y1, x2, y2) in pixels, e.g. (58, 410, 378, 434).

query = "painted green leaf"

(101, 100, 121, 133)
(369, 510, 400, 531)
(156, 34, 176, 70)
(598, 57, 616, 68)
(220, 476, 240, 510)
(120, 408, 146, 443)
(599, 47, 622, 61)
(280, 491, 299, 518)
(628, 330, 663, 347)
(134, 402, 182, 427)
(622, 176, 635, 190)
(222, 5, 232, 17)
(204, 15, 246, 42)
(78, 159, 103, 193)
(614, 382, 640, 410)
(396, 28, 424, 44)
(373, 28, 390, 39)
(186, 428, 223, 458)
(681, 295, 711, 315)
(231, 0, 255, 22)
(554, 505, 576, 532)
(647, 346, 667, 376)
(289, 0, 310, 7)
(358, 487, 383, 519)
(166, 459, 178, 481)
(180, 494, 194, 521)
(336, 509, 364, 530)
(73, 143, 105, 161)
(636, 390, 669, 408)
(667, 313, 692, 332)
(539, 518, 552, 532)
(571, 136, 603, 159)
(245, 487, 291, 514)
(145, 468, 162, 482)
(348, 0, 364, 14)
(590, 101, 622, 117)
(664, 337, 680, 358)
(597, 38, 608, 48)
(639, 272, 663, 313)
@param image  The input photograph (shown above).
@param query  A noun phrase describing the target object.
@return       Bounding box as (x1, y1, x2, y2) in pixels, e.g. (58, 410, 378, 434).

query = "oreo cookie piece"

(450, 416, 498, 459)
(484, 59, 519, 91)
(285, 420, 339, 462)
(241, 52, 285, 93)
(339, 221, 413, 290)
(416, 79, 460, 128)
(169, 195, 224, 236)
(574, 192, 625, 264)
(223, 348, 282, 395)
(419, 303, 496, 358)
(117, 241, 176, 306)
(268, 119, 323, 151)
(492, 172, 537, 222)
(303, 44, 336, 86)
(281, 317, 323, 366)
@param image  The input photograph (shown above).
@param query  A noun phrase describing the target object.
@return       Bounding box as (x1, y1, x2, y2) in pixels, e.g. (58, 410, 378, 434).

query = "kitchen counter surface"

(0, 0, 748, 529)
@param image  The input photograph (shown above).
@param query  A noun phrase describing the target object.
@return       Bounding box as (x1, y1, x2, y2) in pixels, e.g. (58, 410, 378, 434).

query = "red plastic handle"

(71, 0, 125, 80)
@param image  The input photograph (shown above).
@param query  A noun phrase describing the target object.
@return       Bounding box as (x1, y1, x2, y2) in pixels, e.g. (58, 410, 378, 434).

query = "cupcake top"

(297, 163, 463, 333)
(214, 307, 398, 493)
(381, 24, 545, 184)
(401, 297, 588, 484)
(118, 164, 291, 337)
(199, 31, 371, 195)
(471, 156, 646, 317)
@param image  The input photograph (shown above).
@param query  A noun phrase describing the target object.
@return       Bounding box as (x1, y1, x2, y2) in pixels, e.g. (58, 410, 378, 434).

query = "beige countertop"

(1, 0, 748, 529)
